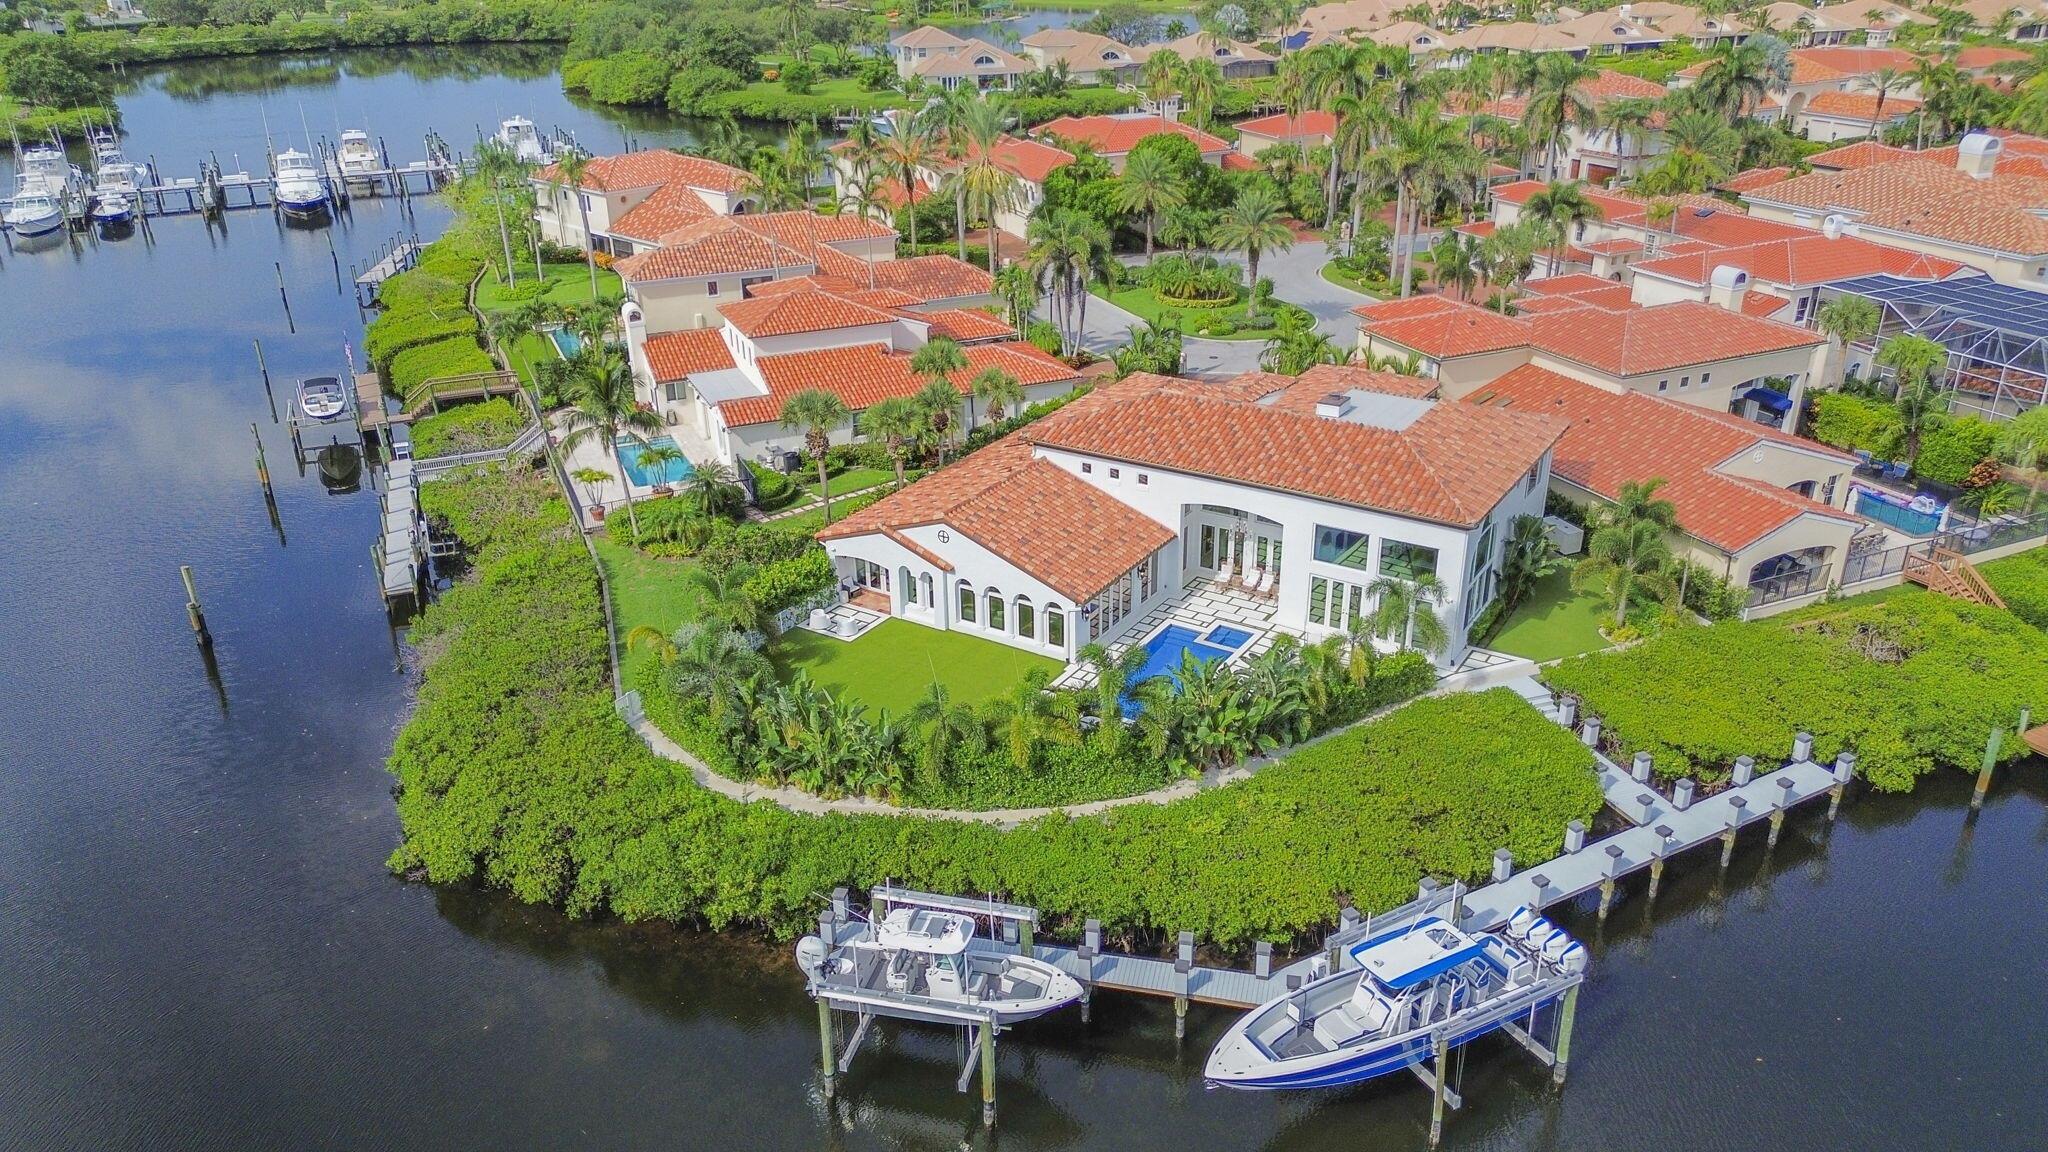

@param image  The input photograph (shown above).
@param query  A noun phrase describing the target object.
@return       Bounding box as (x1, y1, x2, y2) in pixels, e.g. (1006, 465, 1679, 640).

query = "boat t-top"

(1205, 911, 1587, 1091)
(19, 142, 85, 198)
(495, 116, 553, 165)
(337, 129, 380, 187)
(87, 132, 140, 224)
(4, 175, 65, 238)
(296, 376, 348, 422)
(272, 148, 329, 216)
(797, 904, 1083, 1025)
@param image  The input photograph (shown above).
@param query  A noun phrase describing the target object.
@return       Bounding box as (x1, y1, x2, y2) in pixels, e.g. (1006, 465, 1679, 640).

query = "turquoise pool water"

(1852, 485, 1943, 536)
(616, 436, 694, 487)
(548, 327, 582, 359)
(1120, 624, 1256, 717)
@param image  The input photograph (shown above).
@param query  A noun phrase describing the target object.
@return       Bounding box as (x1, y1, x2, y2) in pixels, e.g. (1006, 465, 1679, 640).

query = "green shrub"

(745, 460, 801, 512)
(574, 50, 674, 106)
(390, 336, 495, 396)
(1914, 416, 2000, 486)
(365, 307, 479, 369)
(1809, 391, 1901, 457)
(409, 397, 527, 459)
(1025, 320, 1063, 356)
(739, 550, 836, 613)
(1981, 545, 2048, 630)
(1011, 86, 1142, 127)
(665, 63, 744, 112)
(1542, 593, 2048, 792)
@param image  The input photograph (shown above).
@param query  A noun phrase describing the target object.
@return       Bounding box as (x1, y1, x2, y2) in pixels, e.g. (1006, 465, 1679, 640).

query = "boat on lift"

(272, 148, 329, 216)
(4, 175, 65, 237)
(1204, 911, 1587, 1091)
(337, 129, 380, 190)
(296, 375, 348, 423)
(19, 141, 86, 199)
(495, 116, 554, 165)
(797, 905, 1083, 1025)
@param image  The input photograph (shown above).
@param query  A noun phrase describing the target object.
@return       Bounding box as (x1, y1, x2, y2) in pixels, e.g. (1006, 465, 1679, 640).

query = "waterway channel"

(1, 47, 2044, 1151)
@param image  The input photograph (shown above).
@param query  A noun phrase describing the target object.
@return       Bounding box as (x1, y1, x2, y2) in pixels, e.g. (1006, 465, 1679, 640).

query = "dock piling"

(1597, 845, 1623, 921)
(255, 339, 277, 423)
(1492, 848, 1513, 884)
(1630, 751, 1652, 783)
(1721, 796, 1747, 867)
(1971, 727, 2003, 810)
(1648, 824, 1674, 902)
(979, 1019, 997, 1128)
(1793, 731, 1814, 763)
(1563, 820, 1586, 854)
(1429, 1029, 1449, 1148)
(1828, 751, 1856, 820)
(1080, 919, 1099, 1022)
(274, 261, 295, 333)
(1254, 940, 1272, 980)
(1579, 716, 1601, 747)
(817, 998, 835, 1100)
(1173, 931, 1194, 1041)
(180, 565, 212, 648)
(1769, 777, 1795, 847)
(1552, 984, 1580, 1087)
(1672, 777, 1695, 811)
(1732, 756, 1756, 787)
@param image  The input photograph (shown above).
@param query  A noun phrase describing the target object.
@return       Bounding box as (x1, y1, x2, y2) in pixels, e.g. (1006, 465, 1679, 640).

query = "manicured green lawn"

(593, 536, 704, 682)
(772, 617, 1061, 716)
(805, 467, 896, 498)
(1091, 283, 1315, 341)
(474, 261, 622, 314)
(1488, 571, 1614, 663)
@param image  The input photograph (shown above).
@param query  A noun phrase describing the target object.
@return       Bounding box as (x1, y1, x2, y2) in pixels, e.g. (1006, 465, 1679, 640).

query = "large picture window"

(1015, 598, 1035, 639)
(1313, 526, 1371, 570)
(958, 582, 976, 623)
(1046, 606, 1065, 647)
(986, 589, 1006, 631)
(1380, 540, 1438, 581)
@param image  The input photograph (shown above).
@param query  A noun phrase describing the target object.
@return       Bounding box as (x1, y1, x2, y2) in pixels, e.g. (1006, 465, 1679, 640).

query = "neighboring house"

(626, 278, 1074, 465)
(1365, 20, 1455, 56)
(1467, 364, 1864, 613)
(1627, 233, 1966, 328)
(1132, 34, 1278, 79)
(1818, 272, 2048, 420)
(910, 37, 1036, 91)
(610, 211, 899, 334)
(1032, 113, 1235, 172)
(1233, 111, 1338, 158)
(816, 366, 1567, 668)
(1018, 28, 1140, 85)
(1297, 0, 1415, 37)
(1473, 70, 1671, 185)
(1761, 0, 1930, 46)
(1792, 89, 1921, 142)
(1485, 179, 1812, 278)
(833, 133, 1074, 239)
(1355, 293, 1831, 430)
(1740, 133, 2048, 287)
(531, 150, 754, 256)
(891, 26, 969, 79)
(1963, 0, 2048, 41)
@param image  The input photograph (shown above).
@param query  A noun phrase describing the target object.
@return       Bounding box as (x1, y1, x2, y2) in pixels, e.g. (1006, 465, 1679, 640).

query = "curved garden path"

(629, 656, 1541, 829)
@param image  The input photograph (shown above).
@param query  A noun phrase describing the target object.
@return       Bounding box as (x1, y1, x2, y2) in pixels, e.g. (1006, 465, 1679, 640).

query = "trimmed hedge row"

(1981, 545, 2048, 630)
(409, 398, 528, 460)
(365, 242, 487, 372)
(391, 464, 1604, 945)
(1542, 592, 2048, 792)
(366, 308, 479, 369)
(391, 336, 496, 397)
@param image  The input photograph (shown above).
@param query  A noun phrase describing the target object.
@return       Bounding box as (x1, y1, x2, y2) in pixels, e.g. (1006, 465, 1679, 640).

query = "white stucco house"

(532, 150, 756, 256)
(816, 367, 1567, 669)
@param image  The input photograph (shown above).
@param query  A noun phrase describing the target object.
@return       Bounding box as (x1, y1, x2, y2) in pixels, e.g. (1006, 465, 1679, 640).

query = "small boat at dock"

(297, 375, 348, 422)
(798, 905, 1083, 1025)
(1205, 912, 1586, 1091)
(4, 177, 66, 237)
(89, 192, 134, 225)
(337, 129, 380, 189)
(495, 116, 553, 165)
(273, 148, 329, 216)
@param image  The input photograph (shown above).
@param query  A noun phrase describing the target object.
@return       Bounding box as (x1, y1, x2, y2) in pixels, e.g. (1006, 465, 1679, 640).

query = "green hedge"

(1914, 416, 2000, 486)
(366, 308, 480, 369)
(391, 336, 495, 397)
(745, 461, 801, 512)
(391, 464, 1603, 945)
(1809, 391, 1901, 457)
(1981, 545, 2048, 630)
(1542, 593, 2048, 792)
(409, 398, 528, 459)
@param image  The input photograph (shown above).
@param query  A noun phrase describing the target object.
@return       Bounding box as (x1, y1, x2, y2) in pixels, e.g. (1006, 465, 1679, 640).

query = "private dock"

(809, 675, 1872, 1142)
(352, 241, 422, 308)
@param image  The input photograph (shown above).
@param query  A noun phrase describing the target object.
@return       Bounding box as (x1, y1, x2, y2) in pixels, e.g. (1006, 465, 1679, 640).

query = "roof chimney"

(1315, 392, 1351, 419)
(1957, 132, 2002, 180)
(1708, 265, 1751, 313)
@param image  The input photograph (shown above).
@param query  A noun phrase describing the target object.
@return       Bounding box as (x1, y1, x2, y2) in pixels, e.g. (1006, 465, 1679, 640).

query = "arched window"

(985, 588, 1006, 632)
(1045, 604, 1065, 648)
(1015, 596, 1035, 640)
(919, 572, 933, 608)
(898, 566, 915, 605)
(958, 581, 976, 623)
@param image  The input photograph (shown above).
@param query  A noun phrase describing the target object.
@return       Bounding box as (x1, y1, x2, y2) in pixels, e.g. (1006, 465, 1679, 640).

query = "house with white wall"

(532, 150, 755, 256)
(1018, 28, 1140, 84)
(1032, 113, 1236, 172)
(611, 211, 901, 334)
(815, 367, 1567, 669)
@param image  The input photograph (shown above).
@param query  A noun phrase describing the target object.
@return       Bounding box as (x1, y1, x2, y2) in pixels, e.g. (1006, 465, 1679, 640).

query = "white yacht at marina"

(798, 905, 1083, 1025)
(88, 131, 141, 223)
(4, 175, 65, 237)
(272, 148, 329, 216)
(337, 129, 380, 189)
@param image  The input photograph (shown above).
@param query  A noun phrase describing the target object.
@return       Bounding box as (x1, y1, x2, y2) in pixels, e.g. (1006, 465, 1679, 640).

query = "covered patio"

(1052, 575, 1294, 691)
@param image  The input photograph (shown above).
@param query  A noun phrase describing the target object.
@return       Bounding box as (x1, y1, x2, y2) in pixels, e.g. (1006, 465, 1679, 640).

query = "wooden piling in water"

(817, 998, 834, 1100)
(1552, 984, 1580, 1087)
(180, 565, 212, 648)
(1429, 1029, 1449, 1148)
(1972, 726, 2003, 810)
(978, 1020, 997, 1128)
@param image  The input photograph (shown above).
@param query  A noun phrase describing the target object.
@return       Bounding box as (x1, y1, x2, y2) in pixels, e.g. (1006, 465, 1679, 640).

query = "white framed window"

(1080, 462, 1092, 474)
(1658, 379, 1669, 391)
(707, 280, 720, 296)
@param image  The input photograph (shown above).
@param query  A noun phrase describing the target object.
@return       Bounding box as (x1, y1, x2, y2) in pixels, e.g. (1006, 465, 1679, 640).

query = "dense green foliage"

(1981, 546, 2048, 630)
(1809, 391, 1902, 458)
(1543, 593, 2048, 792)
(391, 462, 1603, 944)
(365, 241, 487, 373)
(2, 34, 111, 109)
(1914, 416, 2000, 487)
(366, 309, 481, 370)
(391, 335, 495, 396)
(80, 1, 575, 64)
(1809, 392, 2000, 485)
(409, 397, 528, 459)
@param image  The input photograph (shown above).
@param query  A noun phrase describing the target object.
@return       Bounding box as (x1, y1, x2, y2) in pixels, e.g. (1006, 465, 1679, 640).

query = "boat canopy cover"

(873, 908, 973, 955)
(1347, 918, 1487, 991)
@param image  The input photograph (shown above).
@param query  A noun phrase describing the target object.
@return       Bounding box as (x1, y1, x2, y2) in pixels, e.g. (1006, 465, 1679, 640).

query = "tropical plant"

(986, 667, 1081, 770)
(1211, 184, 1294, 320)
(913, 376, 965, 467)
(970, 365, 1025, 422)
(1026, 208, 1113, 357)
(1876, 334, 1948, 464)
(682, 459, 747, 519)
(555, 351, 661, 536)
(1112, 145, 1187, 261)
(1573, 518, 1676, 628)
(858, 395, 922, 486)
(628, 621, 773, 728)
(1817, 294, 1880, 353)
(570, 466, 609, 507)
(905, 679, 986, 787)
(1521, 53, 1599, 181)
(779, 388, 852, 524)
(544, 149, 603, 300)
(1259, 308, 1343, 374)
(1366, 572, 1450, 655)
(1521, 179, 1603, 275)
(1498, 513, 1564, 614)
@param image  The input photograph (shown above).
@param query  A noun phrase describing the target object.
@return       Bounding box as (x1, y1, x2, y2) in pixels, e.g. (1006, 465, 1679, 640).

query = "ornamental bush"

(1914, 416, 2000, 486)
(390, 336, 495, 396)
(365, 307, 479, 369)
(738, 550, 835, 613)
(1542, 592, 2048, 792)
(1980, 546, 2048, 630)
(1808, 391, 1901, 458)
(409, 397, 527, 459)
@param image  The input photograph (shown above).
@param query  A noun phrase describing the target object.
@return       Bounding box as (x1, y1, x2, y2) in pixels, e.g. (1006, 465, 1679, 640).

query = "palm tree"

(682, 459, 746, 519)
(636, 441, 686, 490)
(1112, 145, 1186, 261)
(555, 352, 661, 537)
(1522, 179, 1603, 274)
(1521, 53, 1599, 181)
(472, 139, 528, 288)
(779, 388, 852, 524)
(1429, 230, 1481, 301)
(1499, 513, 1564, 613)
(1211, 184, 1294, 321)
(1380, 106, 1481, 297)
(970, 365, 1024, 423)
(1260, 308, 1342, 374)
(1818, 295, 1880, 383)
(1597, 96, 1660, 171)
(1573, 518, 1676, 628)
(1636, 110, 1740, 196)
(991, 261, 1035, 332)
(628, 621, 773, 727)
(986, 667, 1080, 770)
(570, 466, 609, 508)
(544, 149, 602, 300)
(913, 377, 965, 467)
(1178, 56, 1227, 128)
(1365, 572, 1449, 655)
(697, 116, 757, 170)
(486, 297, 559, 383)
(881, 115, 938, 248)
(905, 680, 985, 787)
(1877, 334, 1948, 465)
(1074, 641, 1147, 754)
(1140, 48, 1184, 110)
(1689, 38, 1780, 120)
(1026, 208, 1111, 356)
(1868, 67, 1907, 134)
(858, 395, 922, 486)
(953, 93, 1020, 267)
(684, 561, 778, 636)
(1609, 477, 1679, 530)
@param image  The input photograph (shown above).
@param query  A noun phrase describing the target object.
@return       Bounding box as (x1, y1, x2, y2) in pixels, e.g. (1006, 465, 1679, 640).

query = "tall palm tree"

(953, 93, 1020, 268)
(1366, 572, 1449, 655)
(1868, 67, 1906, 133)
(545, 149, 602, 300)
(911, 337, 970, 452)
(697, 116, 757, 170)
(1522, 179, 1603, 275)
(1597, 96, 1660, 172)
(970, 365, 1024, 423)
(1428, 230, 1481, 301)
(991, 261, 1035, 331)
(1177, 56, 1226, 128)
(1877, 334, 1948, 465)
(905, 680, 984, 787)
(779, 388, 852, 524)
(1383, 107, 1481, 297)
(1573, 518, 1676, 628)
(1112, 145, 1186, 261)
(555, 352, 661, 537)
(1520, 53, 1599, 181)
(912, 377, 964, 467)
(485, 297, 559, 383)
(472, 139, 528, 288)
(858, 395, 922, 486)
(881, 114, 938, 248)
(1211, 184, 1294, 320)
(1636, 109, 1740, 196)
(1689, 38, 1779, 119)
(1025, 208, 1111, 356)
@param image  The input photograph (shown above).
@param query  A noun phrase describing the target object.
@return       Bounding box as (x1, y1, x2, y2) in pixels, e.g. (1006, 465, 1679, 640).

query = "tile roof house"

(1018, 28, 1141, 84)
(908, 38, 1035, 90)
(531, 149, 754, 255)
(1468, 365, 1865, 612)
(1467, 71, 1670, 187)
(1233, 111, 1338, 157)
(834, 133, 1074, 238)
(1627, 232, 1967, 325)
(816, 368, 1565, 667)
(1131, 34, 1278, 78)
(1032, 113, 1235, 171)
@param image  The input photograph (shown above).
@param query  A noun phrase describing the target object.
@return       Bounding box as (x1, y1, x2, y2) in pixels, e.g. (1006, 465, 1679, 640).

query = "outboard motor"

(794, 935, 829, 981)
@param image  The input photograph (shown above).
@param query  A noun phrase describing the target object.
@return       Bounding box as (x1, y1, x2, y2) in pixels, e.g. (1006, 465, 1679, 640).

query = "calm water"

(3, 50, 2046, 1151)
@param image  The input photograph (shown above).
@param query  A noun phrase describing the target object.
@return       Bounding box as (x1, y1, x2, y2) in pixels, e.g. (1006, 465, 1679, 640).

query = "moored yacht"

(798, 905, 1083, 1025)
(273, 148, 329, 216)
(1205, 912, 1587, 1091)
(4, 176, 65, 237)
(337, 129, 380, 189)
(495, 116, 552, 165)
(296, 375, 348, 422)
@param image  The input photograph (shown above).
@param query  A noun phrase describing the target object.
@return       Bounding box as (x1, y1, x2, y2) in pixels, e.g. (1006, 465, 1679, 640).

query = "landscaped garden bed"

(408, 397, 529, 459)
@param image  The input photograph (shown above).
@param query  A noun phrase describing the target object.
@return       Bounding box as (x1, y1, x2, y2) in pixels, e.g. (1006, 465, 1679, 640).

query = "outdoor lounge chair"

(1249, 568, 1271, 594)
(1215, 558, 1234, 586)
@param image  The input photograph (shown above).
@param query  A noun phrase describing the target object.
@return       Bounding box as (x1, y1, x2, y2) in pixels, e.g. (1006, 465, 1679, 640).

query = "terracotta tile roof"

(1034, 113, 1232, 157)
(534, 150, 750, 194)
(1455, 219, 1499, 239)
(891, 25, 967, 49)
(1580, 238, 1644, 256)
(733, 209, 897, 252)
(820, 437, 1177, 602)
(1353, 294, 1465, 321)
(1136, 33, 1276, 65)
(1296, 362, 1440, 399)
(1740, 159, 2048, 257)
(643, 328, 735, 383)
(1801, 90, 1920, 123)
(981, 136, 1074, 183)
(913, 38, 1034, 80)
(1524, 273, 1621, 297)
(1806, 140, 1913, 170)
(719, 340, 1077, 427)
(1720, 166, 1794, 195)
(868, 254, 995, 301)
(917, 307, 1016, 343)
(748, 254, 992, 307)
(1020, 372, 1566, 528)
(1491, 179, 1645, 223)
(1513, 295, 1598, 316)
(1957, 45, 2028, 71)
(609, 182, 714, 243)
(1468, 365, 1858, 552)
(1607, 203, 1810, 248)
(1234, 110, 1339, 139)
(717, 288, 899, 339)
(1523, 300, 1822, 377)
(1227, 364, 1442, 409)
(614, 218, 808, 283)
(1741, 290, 1792, 318)
(1361, 300, 1534, 359)
(1220, 152, 1259, 172)
(882, 527, 953, 572)
(1630, 233, 1967, 288)
(1790, 45, 1919, 77)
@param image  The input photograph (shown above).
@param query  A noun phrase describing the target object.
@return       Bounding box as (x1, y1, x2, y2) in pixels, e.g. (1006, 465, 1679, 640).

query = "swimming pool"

(1120, 624, 1258, 717)
(615, 435, 695, 488)
(1851, 484, 1943, 536)
(548, 327, 582, 359)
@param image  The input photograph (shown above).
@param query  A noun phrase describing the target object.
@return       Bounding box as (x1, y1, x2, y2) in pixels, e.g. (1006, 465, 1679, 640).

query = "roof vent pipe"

(1708, 265, 1751, 313)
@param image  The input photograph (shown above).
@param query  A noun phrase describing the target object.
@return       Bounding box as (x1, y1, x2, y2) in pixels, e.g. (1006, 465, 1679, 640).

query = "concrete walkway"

(627, 649, 1539, 829)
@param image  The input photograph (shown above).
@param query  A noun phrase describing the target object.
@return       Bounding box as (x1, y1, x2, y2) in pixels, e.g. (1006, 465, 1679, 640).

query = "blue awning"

(1741, 385, 1792, 414)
